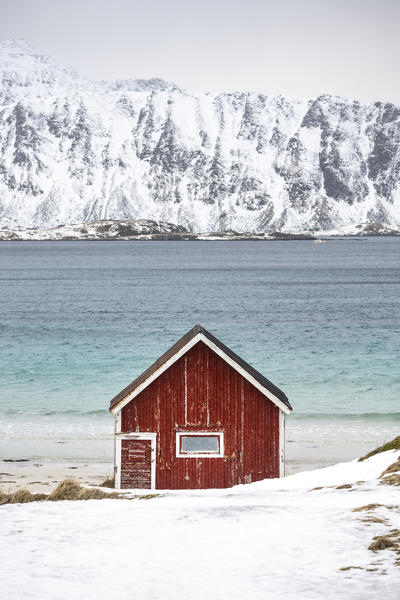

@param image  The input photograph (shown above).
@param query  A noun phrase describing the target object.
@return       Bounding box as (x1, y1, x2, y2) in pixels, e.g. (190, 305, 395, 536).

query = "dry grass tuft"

(359, 436, 400, 462)
(78, 488, 120, 500)
(359, 516, 388, 525)
(368, 529, 400, 556)
(336, 483, 352, 490)
(339, 566, 363, 571)
(99, 476, 115, 489)
(0, 489, 47, 505)
(0, 491, 10, 505)
(380, 459, 400, 477)
(1, 479, 122, 505)
(47, 479, 82, 501)
(47, 479, 120, 501)
(368, 535, 399, 553)
(353, 503, 384, 513)
(9, 490, 47, 503)
(139, 494, 159, 500)
(380, 473, 400, 487)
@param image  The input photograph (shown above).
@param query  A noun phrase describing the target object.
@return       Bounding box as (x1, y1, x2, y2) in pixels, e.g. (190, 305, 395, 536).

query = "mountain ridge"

(0, 39, 399, 233)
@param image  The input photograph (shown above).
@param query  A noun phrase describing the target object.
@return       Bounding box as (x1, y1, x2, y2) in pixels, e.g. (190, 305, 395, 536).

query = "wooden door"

(120, 439, 152, 488)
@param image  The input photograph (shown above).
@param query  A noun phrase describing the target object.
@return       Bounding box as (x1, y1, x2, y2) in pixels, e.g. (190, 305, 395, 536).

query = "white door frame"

(115, 432, 157, 490)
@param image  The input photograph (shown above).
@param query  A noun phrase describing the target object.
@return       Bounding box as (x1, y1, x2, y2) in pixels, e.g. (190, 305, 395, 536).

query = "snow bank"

(237, 449, 400, 492)
(0, 451, 399, 600)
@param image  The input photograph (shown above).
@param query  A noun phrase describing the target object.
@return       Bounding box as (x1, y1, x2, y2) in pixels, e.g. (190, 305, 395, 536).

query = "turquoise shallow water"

(0, 239, 399, 469)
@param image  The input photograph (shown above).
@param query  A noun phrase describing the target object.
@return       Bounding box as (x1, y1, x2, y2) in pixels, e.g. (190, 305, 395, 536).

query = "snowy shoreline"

(2, 414, 399, 494)
(0, 218, 399, 241)
(0, 456, 340, 495)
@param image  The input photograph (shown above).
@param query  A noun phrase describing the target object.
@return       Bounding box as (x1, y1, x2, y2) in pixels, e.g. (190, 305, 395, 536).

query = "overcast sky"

(1, 0, 399, 103)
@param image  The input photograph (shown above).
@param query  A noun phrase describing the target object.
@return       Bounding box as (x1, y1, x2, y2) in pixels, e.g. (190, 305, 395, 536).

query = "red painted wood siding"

(121, 439, 152, 488)
(121, 341, 280, 489)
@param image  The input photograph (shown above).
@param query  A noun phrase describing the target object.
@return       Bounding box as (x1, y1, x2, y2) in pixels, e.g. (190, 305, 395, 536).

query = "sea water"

(0, 239, 399, 472)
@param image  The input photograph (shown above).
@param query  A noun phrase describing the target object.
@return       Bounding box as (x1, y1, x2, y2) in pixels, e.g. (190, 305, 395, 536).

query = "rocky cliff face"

(0, 39, 399, 232)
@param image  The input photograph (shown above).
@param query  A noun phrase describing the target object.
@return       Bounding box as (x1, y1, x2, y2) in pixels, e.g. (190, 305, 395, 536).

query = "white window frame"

(176, 431, 224, 458)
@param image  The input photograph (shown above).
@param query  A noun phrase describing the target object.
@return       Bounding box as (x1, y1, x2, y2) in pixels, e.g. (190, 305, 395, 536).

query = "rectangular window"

(181, 435, 219, 453)
(176, 431, 224, 458)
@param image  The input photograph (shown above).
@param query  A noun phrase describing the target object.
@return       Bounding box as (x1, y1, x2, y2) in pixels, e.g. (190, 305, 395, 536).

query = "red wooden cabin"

(109, 325, 292, 490)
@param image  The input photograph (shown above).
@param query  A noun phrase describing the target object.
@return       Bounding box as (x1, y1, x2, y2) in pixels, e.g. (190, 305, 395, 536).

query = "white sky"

(1, 0, 399, 103)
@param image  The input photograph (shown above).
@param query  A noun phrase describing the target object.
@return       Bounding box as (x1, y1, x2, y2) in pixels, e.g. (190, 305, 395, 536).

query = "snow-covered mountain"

(0, 39, 399, 233)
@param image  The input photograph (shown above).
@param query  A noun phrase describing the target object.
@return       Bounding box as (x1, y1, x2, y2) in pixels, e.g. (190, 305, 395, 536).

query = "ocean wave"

(290, 412, 400, 421)
(2, 409, 399, 421)
(2, 408, 110, 417)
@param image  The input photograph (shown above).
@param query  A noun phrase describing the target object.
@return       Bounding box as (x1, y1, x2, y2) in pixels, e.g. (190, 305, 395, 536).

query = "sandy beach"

(0, 459, 112, 494)
(0, 456, 324, 495)
(1, 423, 399, 495)
(1, 417, 399, 494)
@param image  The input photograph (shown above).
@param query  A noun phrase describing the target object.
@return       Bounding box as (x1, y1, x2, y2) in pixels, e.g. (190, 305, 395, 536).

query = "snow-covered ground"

(1, 451, 399, 600)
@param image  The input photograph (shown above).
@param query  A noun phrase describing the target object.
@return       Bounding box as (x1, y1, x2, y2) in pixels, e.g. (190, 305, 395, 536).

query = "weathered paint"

(120, 439, 152, 488)
(119, 341, 280, 489)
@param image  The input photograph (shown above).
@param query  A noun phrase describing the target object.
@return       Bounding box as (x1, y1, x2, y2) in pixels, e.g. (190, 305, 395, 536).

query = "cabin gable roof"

(109, 325, 292, 415)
